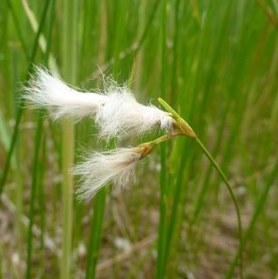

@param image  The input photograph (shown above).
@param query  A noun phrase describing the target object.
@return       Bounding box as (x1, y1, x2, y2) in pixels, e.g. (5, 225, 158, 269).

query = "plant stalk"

(60, 0, 78, 277)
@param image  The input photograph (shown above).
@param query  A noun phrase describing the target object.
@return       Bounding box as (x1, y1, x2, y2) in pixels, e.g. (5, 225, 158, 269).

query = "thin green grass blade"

(85, 189, 106, 279)
(60, 0, 78, 277)
(25, 1, 53, 277)
(156, 0, 168, 277)
(0, 113, 14, 167)
(5, 0, 30, 60)
(0, 0, 50, 196)
(25, 112, 44, 279)
(132, 0, 161, 59)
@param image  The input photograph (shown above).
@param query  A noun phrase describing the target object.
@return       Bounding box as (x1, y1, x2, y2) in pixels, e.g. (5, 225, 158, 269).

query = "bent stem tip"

(157, 97, 196, 138)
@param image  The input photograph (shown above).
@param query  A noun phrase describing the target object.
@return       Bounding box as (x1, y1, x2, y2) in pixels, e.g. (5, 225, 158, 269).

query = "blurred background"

(0, 0, 278, 278)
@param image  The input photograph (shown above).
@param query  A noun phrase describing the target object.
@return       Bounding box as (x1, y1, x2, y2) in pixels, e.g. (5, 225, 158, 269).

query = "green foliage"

(0, 0, 278, 278)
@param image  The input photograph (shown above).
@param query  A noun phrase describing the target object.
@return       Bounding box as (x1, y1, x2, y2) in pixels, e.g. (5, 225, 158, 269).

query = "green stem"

(85, 189, 106, 279)
(147, 133, 244, 277)
(61, 118, 74, 279)
(60, 0, 78, 277)
(164, 139, 190, 267)
(195, 137, 243, 279)
(156, 0, 168, 277)
(144, 131, 182, 147)
(157, 97, 243, 278)
(25, 112, 43, 279)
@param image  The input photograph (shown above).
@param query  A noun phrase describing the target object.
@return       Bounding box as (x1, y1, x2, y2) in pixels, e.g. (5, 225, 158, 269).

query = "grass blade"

(156, 0, 168, 277)
(0, 0, 50, 196)
(60, 0, 78, 277)
(25, 112, 43, 279)
(85, 189, 106, 279)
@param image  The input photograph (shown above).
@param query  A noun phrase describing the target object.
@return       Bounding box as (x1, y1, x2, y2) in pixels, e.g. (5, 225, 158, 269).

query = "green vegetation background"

(0, 0, 277, 278)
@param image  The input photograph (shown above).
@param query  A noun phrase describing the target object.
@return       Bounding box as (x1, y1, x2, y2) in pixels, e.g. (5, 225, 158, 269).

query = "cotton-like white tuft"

(24, 68, 107, 120)
(95, 84, 173, 140)
(73, 148, 142, 201)
(24, 67, 173, 138)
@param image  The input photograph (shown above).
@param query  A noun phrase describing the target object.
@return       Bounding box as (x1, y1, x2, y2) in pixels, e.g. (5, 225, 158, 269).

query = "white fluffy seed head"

(24, 68, 107, 121)
(24, 67, 173, 139)
(95, 84, 173, 140)
(73, 148, 142, 201)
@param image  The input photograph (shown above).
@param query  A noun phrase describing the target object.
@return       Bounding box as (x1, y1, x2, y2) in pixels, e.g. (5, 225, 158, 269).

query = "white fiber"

(24, 67, 173, 139)
(24, 68, 107, 120)
(74, 148, 141, 201)
(95, 84, 173, 140)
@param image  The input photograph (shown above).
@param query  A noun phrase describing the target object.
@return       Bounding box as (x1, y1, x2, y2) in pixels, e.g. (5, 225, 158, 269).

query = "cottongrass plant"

(74, 144, 153, 200)
(24, 67, 243, 276)
(25, 68, 173, 139)
(24, 68, 175, 198)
